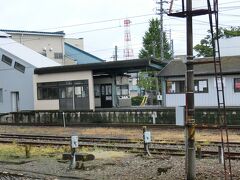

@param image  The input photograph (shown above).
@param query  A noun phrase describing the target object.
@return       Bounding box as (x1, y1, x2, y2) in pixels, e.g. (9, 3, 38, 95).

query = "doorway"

(100, 84, 112, 108)
(11, 92, 19, 112)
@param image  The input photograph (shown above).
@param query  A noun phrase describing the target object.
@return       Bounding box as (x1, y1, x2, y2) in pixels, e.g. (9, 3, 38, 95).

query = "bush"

(131, 96, 144, 106)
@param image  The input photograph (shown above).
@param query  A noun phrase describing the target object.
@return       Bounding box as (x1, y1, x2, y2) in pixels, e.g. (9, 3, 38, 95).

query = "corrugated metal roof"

(64, 42, 104, 64)
(0, 29, 65, 37)
(0, 35, 60, 68)
(158, 56, 240, 77)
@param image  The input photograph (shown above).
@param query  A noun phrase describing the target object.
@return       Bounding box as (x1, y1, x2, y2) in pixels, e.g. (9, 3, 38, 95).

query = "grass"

(0, 144, 68, 161)
(0, 143, 130, 162)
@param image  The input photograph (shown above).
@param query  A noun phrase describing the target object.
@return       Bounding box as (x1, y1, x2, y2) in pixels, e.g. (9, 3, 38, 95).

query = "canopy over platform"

(34, 58, 167, 75)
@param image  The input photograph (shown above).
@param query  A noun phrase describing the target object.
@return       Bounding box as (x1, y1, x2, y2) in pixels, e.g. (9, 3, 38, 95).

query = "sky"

(0, 0, 240, 61)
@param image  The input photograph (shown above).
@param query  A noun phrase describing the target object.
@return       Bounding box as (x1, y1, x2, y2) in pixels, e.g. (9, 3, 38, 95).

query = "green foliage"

(137, 71, 158, 91)
(138, 18, 171, 91)
(139, 18, 172, 60)
(131, 96, 144, 106)
(194, 26, 240, 57)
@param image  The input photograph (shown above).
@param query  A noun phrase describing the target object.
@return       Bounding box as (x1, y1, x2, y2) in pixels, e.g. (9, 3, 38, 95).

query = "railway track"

(0, 133, 240, 159)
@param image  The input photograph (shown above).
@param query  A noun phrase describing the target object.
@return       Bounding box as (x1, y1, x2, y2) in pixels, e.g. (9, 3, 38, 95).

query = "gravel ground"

(0, 153, 240, 180)
(0, 125, 239, 179)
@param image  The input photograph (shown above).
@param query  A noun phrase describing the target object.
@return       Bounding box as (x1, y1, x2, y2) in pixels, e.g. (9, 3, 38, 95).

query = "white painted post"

(151, 112, 157, 124)
(69, 135, 78, 169)
(62, 112, 66, 128)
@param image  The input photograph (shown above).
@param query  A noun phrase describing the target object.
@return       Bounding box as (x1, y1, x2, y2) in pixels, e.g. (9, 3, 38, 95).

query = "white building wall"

(165, 75, 240, 107)
(10, 33, 65, 64)
(33, 71, 94, 111)
(0, 51, 35, 113)
(64, 38, 84, 50)
(219, 37, 240, 57)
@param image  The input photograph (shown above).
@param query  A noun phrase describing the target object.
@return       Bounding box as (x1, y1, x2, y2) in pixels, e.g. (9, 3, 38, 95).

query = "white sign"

(144, 131, 151, 143)
(176, 106, 185, 126)
(157, 95, 162, 101)
(71, 136, 78, 148)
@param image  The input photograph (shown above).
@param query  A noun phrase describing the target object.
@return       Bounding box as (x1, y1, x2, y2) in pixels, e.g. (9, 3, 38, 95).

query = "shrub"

(131, 96, 144, 106)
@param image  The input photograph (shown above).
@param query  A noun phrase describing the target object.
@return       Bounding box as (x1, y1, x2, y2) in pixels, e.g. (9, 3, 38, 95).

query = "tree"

(138, 18, 172, 92)
(139, 18, 172, 60)
(194, 26, 240, 57)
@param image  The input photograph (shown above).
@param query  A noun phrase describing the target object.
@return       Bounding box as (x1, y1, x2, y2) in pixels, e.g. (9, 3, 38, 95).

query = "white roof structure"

(219, 37, 240, 57)
(0, 32, 60, 68)
(0, 31, 11, 37)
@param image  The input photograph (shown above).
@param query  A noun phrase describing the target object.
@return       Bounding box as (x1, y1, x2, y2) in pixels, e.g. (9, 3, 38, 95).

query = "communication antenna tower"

(123, 19, 134, 59)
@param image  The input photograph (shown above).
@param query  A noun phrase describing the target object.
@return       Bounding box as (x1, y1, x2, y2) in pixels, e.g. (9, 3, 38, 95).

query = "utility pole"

(160, 0, 164, 61)
(156, 0, 165, 61)
(114, 45, 118, 61)
(185, 0, 196, 179)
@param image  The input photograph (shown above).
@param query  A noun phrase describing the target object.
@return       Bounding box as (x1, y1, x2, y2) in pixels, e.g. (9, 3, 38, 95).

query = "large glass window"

(234, 78, 240, 92)
(94, 85, 100, 97)
(37, 82, 59, 100)
(75, 84, 88, 98)
(194, 80, 208, 93)
(166, 81, 185, 94)
(116, 85, 129, 96)
(1, 55, 12, 66)
(37, 80, 89, 100)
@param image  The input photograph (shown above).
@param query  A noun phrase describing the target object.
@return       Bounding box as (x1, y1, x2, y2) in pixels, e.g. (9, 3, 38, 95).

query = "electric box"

(71, 135, 79, 148)
(144, 131, 151, 143)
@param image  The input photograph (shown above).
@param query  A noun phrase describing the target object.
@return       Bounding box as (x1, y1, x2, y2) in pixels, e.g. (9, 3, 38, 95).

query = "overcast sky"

(0, 0, 240, 61)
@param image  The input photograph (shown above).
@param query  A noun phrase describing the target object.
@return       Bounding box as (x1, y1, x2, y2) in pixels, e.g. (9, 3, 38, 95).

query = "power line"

(38, 13, 155, 31)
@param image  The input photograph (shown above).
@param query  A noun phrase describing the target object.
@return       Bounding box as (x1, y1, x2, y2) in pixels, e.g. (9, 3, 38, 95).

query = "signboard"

(71, 136, 79, 148)
(157, 95, 162, 101)
(144, 131, 151, 143)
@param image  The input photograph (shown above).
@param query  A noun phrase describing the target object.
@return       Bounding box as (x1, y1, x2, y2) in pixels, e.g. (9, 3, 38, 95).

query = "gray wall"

(0, 49, 34, 113)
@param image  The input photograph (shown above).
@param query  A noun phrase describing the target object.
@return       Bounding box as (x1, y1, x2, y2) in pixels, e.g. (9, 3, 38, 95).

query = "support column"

(185, 0, 196, 179)
(112, 74, 118, 107)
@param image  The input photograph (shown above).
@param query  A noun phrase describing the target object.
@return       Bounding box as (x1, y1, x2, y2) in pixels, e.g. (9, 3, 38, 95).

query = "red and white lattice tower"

(123, 19, 134, 59)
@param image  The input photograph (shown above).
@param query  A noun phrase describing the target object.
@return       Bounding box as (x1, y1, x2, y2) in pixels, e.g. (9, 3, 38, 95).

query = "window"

(116, 85, 129, 96)
(37, 80, 89, 100)
(234, 78, 240, 92)
(0, 89, 3, 102)
(14, 62, 25, 73)
(37, 82, 59, 100)
(54, 52, 63, 59)
(1, 54, 12, 66)
(166, 81, 185, 94)
(194, 80, 208, 93)
(75, 84, 88, 98)
(59, 87, 73, 98)
(94, 85, 100, 97)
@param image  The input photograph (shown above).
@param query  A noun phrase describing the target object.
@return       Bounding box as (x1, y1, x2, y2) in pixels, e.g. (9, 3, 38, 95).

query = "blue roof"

(0, 29, 65, 36)
(64, 42, 104, 64)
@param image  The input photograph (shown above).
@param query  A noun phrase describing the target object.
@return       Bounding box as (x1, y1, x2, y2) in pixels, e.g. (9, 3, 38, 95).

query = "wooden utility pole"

(185, 0, 196, 179)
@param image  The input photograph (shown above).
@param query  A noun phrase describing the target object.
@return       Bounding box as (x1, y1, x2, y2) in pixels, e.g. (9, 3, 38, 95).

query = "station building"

(34, 59, 165, 111)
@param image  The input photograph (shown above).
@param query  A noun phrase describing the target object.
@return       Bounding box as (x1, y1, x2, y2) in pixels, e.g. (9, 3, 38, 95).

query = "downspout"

(161, 77, 166, 106)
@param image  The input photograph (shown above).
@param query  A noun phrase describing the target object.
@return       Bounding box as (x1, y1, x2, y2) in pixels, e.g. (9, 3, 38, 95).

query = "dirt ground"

(0, 125, 239, 179)
(0, 125, 240, 142)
